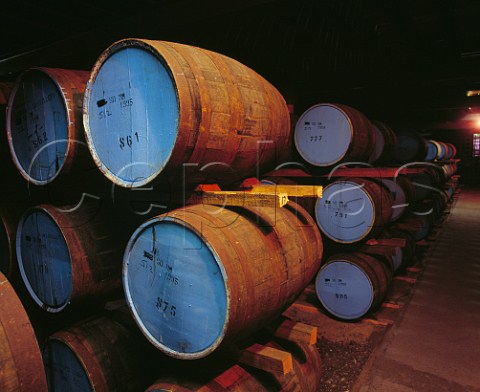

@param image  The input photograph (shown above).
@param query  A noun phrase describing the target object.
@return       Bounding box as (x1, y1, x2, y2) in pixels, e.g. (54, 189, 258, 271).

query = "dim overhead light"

(466, 90, 480, 97)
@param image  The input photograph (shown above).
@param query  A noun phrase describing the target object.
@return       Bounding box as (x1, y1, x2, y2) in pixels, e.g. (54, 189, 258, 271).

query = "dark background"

(2, 0, 479, 183)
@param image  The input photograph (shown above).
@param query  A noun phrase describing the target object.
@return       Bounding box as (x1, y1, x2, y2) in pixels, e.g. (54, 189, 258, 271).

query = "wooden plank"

(361, 244, 399, 257)
(283, 303, 384, 344)
(191, 191, 289, 208)
(394, 276, 417, 284)
(236, 344, 293, 375)
(366, 238, 407, 247)
(273, 319, 317, 345)
(250, 184, 322, 198)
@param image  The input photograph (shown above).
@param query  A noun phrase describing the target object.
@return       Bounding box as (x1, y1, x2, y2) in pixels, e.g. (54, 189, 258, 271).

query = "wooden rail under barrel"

(189, 183, 323, 208)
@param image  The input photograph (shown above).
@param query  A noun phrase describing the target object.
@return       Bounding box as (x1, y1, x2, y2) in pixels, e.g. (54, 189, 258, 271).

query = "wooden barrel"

(445, 143, 457, 159)
(315, 178, 393, 243)
(145, 340, 321, 392)
(408, 166, 443, 201)
(83, 39, 290, 188)
(394, 214, 433, 242)
(0, 272, 48, 392)
(0, 209, 18, 279)
(6, 68, 89, 185)
(16, 203, 122, 313)
(315, 252, 392, 320)
(145, 365, 268, 392)
(437, 141, 449, 160)
(425, 140, 442, 161)
(393, 130, 428, 163)
(268, 340, 322, 392)
(294, 103, 375, 167)
(377, 178, 408, 222)
(123, 202, 323, 359)
(369, 120, 397, 164)
(43, 316, 154, 392)
(381, 228, 416, 272)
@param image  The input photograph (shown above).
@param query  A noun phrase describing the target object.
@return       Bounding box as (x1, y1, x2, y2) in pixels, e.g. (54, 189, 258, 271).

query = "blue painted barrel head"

(0, 219, 10, 275)
(315, 181, 375, 243)
(43, 339, 93, 392)
(315, 260, 373, 320)
(17, 209, 72, 312)
(8, 70, 69, 184)
(437, 143, 446, 160)
(425, 141, 438, 161)
(85, 45, 179, 188)
(294, 104, 352, 167)
(123, 218, 227, 358)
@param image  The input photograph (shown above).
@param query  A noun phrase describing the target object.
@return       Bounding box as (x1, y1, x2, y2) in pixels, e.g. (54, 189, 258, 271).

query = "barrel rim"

(43, 336, 95, 390)
(314, 179, 376, 244)
(83, 38, 181, 188)
(315, 259, 374, 320)
(294, 103, 354, 167)
(16, 205, 72, 313)
(122, 214, 230, 360)
(6, 67, 75, 185)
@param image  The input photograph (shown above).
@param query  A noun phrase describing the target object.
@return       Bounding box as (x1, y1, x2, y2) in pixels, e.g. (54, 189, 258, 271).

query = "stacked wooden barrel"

(123, 202, 323, 359)
(83, 39, 291, 188)
(0, 35, 462, 389)
(0, 272, 48, 392)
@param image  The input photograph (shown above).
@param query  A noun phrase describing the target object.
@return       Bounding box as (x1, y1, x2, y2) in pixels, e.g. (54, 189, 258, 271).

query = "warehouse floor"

(356, 189, 480, 392)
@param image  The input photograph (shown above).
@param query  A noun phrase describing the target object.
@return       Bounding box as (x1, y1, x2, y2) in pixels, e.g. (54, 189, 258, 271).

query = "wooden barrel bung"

(0, 272, 48, 392)
(16, 204, 122, 313)
(43, 317, 153, 392)
(123, 203, 323, 359)
(83, 39, 290, 188)
(315, 178, 393, 243)
(294, 103, 375, 167)
(6, 68, 89, 185)
(315, 252, 392, 320)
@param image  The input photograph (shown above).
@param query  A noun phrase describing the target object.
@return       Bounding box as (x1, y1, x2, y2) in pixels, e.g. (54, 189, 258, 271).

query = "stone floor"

(355, 189, 480, 392)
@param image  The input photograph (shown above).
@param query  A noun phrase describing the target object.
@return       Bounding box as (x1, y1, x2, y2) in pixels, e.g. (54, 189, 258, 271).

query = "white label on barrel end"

(315, 181, 374, 243)
(316, 261, 373, 320)
(294, 104, 352, 166)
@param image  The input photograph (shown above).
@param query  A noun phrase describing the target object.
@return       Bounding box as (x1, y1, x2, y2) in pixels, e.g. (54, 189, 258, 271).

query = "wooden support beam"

(273, 319, 317, 345)
(236, 344, 293, 375)
(190, 191, 289, 208)
(250, 184, 322, 198)
(366, 238, 407, 247)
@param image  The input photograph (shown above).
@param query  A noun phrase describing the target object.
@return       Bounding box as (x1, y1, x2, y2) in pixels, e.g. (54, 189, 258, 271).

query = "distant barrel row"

(313, 177, 456, 321)
(294, 103, 457, 168)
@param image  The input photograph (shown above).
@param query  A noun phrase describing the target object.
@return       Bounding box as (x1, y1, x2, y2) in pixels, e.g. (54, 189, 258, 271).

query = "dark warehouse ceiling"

(1, 0, 480, 130)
